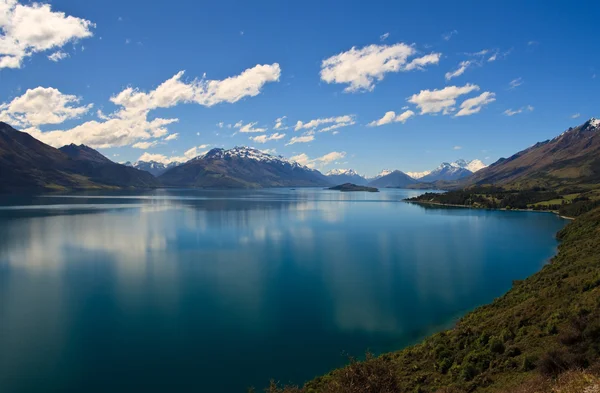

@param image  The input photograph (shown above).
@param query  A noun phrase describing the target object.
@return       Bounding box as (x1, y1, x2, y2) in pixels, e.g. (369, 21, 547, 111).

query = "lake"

(0, 188, 567, 393)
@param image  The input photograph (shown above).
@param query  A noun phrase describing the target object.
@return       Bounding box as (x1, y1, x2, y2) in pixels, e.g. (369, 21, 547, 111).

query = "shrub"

(489, 338, 505, 354)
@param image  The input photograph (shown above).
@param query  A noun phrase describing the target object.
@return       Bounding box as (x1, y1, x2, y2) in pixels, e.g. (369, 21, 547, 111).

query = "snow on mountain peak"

(590, 117, 599, 128)
(465, 159, 487, 172)
(201, 146, 312, 170)
(326, 168, 359, 176)
(406, 170, 431, 179)
(375, 169, 393, 178)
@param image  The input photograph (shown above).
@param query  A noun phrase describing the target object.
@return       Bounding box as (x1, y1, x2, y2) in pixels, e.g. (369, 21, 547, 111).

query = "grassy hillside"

(407, 186, 600, 218)
(261, 206, 600, 393)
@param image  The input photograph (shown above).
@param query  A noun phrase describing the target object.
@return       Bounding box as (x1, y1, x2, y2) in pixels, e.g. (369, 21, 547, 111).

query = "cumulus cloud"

(136, 144, 210, 165)
(455, 92, 496, 117)
(132, 140, 159, 149)
(274, 116, 288, 130)
(445, 60, 472, 80)
(503, 105, 534, 116)
(47, 50, 69, 62)
(164, 133, 178, 141)
(15, 64, 280, 148)
(571, 113, 581, 119)
(367, 110, 415, 127)
(249, 132, 285, 143)
(408, 84, 480, 115)
(0, 87, 91, 127)
(286, 133, 314, 145)
(289, 151, 346, 168)
(294, 115, 355, 133)
(320, 43, 441, 92)
(0, 0, 94, 69)
(234, 121, 267, 133)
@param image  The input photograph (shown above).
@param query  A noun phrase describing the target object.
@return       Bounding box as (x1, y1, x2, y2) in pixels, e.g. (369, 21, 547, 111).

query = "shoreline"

(405, 199, 575, 220)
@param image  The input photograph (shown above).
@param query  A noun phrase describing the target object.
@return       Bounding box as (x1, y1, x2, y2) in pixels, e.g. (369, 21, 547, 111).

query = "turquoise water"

(0, 189, 567, 393)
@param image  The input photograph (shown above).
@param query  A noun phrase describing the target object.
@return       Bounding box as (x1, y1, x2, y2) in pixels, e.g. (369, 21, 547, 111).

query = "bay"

(0, 188, 567, 393)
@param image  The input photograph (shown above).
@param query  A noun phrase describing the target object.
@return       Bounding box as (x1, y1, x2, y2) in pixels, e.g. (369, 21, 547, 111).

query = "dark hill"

(0, 122, 158, 192)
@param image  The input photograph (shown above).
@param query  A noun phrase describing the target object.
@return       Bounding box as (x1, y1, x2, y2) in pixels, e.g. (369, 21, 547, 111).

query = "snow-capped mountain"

(406, 170, 432, 179)
(326, 168, 369, 185)
(464, 159, 487, 173)
(368, 170, 417, 188)
(370, 169, 393, 180)
(125, 160, 179, 177)
(159, 146, 331, 188)
(419, 159, 488, 182)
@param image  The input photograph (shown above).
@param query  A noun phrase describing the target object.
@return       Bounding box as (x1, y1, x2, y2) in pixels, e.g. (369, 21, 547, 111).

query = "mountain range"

(2, 119, 599, 193)
(464, 118, 600, 190)
(125, 160, 179, 177)
(158, 147, 331, 188)
(325, 169, 369, 185)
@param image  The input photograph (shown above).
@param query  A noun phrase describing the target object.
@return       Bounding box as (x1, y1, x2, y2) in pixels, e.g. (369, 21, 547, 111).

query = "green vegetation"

(328, 183, 379, 192)
(260, 206, 600, 393)
(406, 186, 600, 217)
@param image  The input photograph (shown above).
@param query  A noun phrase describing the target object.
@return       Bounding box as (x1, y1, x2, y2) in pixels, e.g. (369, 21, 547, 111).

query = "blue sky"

(0, 0, 598, 176)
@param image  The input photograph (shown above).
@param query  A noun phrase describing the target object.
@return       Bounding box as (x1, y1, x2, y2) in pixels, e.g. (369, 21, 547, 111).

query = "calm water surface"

(0, 188, 567, 393)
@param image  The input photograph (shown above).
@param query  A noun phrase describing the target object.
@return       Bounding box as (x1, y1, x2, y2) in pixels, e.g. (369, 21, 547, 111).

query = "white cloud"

(445, 60, 472, 80)
(235, 121, 266, 133)
(453, 146, 462, 150)
(503, 105, 534, 116)
(442, 30, 458, 41)
(571, 113, 581, 119)
(136, 144, 210, 165)
(274, 116, 288, 130)
(17, 64, 280, 148)
(216, 122, 224, 128)
(455, 92, 496, 117)
(164, 133, 178, 141)
(132, 140, 159, 149)
(509, 77, 523, 89)
(289, 151, 346, 169)
(47, 50, 69, 62)
(367, 110, 415, 127)
(320, 43, 441, 92)
(404, 53, 441, 71)
(408, 84, 480, 115)
(294, 115, 355, 133)
(249, 132, 285, 143)
(379, 32, 389, 42)
(0, 86, 91, 127)
(0, 0, 94, 69)
(260, 148, 277, 155)
(286, 133, 314, 145)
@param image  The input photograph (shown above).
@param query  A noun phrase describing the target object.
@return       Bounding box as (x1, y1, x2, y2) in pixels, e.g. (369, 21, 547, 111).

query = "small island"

(328, 183, 379, 192)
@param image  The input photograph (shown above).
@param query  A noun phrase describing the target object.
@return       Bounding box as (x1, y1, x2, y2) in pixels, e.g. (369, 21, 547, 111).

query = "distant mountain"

(128, 160, 179, 177)
(59, 144, 113, 164)
(326, 169, 369, 185)
(58, 144, 159, 188)
(159, 146, 332, 188)
(368, 170, 417, 188)
(406, 170, 432, 179)
(418, 159, 488, 182)
(0, 122, 158, 192)
(466, 118, 600, 189)
(372, 169, 393, 180)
